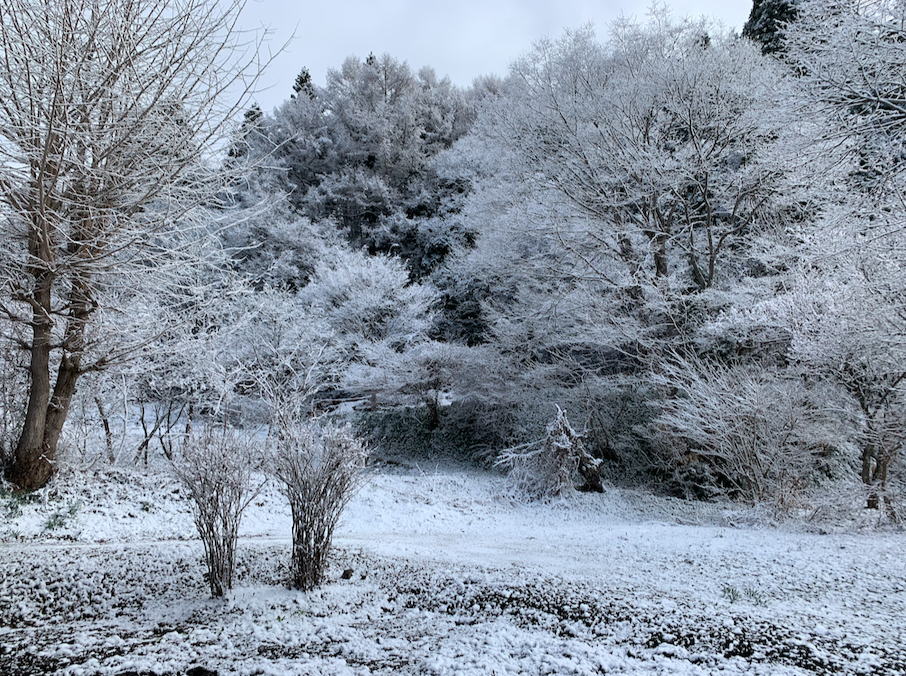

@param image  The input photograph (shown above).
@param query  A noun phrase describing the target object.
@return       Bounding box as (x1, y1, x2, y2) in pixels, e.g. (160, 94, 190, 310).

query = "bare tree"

(486, 17, 800, 294)
(0, 0, 272, 489)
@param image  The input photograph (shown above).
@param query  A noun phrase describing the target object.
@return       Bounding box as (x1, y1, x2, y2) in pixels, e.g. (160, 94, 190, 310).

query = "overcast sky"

(240, 0, 753, 114)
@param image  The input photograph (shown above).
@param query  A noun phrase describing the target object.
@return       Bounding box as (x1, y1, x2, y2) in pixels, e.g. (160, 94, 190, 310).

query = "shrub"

(271, 420, 368, 591)
(43, 500, 80, 531)
(497, 407, 600, 500)
(171, 426, 262, 598)
(653, 357, 841, 510)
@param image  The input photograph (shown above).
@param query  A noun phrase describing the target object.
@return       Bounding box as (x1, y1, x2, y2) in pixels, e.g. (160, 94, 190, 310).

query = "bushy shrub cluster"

(172, 421, 368, 597)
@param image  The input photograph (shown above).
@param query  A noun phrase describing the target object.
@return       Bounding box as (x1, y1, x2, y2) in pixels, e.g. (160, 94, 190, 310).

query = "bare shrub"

(271, 419, 368, 591)
(497, 407, 600, 501)
(653, 357, 841, 511)
(171, 426, 263, 598)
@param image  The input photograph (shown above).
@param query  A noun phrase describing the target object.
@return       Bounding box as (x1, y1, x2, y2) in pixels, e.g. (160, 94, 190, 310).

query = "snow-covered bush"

(299, 247, 434, 347)
(653, 358, 843, 510)
(271, 418, 368, 591)
(497, 407, 599, 501)
(171, 426, 263, 598)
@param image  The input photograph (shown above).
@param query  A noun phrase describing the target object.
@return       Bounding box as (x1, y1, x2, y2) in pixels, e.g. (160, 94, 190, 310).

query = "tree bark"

(861, 442, 876, 505)
(9, 267, 92, 490)
(8, 268, 55, 490)
(95, 396, 115, 463)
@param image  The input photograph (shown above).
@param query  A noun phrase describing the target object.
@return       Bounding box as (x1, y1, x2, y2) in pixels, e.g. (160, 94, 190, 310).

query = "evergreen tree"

(743, 0, 799, 54)
(227, 104, 264, 159)
(243, 53, 476, 279)
(292, 67, 315, 99)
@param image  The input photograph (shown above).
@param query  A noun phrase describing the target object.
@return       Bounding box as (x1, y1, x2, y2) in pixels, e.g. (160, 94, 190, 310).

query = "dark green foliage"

(358, 399, 516, 464)
(292, 67, 315, 99)
(743, 0, 799, 54)
(367, 214, 476, 281)
(219, 221, 320, 291)
(227, 104, 263, 159)
(430, 275, 491, 346)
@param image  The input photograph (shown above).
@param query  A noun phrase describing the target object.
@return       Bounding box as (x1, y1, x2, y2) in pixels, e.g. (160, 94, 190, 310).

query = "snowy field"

(1, 460, 905, 675)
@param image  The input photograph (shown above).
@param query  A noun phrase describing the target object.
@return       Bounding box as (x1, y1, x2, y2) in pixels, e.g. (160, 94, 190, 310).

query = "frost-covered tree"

(128, 257, 258, 461)
(298, 247, 437, 409)
(0, 0, 270, 490)
(785, 0, 906, 199)
(486, 18, 800, 297)
(300, 248, 434, 349)
(244, 54, 475, 279)
(436, 14, 812, 473)
(777, 0, 906, 511)
(497, 407, 601, 500)
(291, 67, 315, 100)
(738, 215, 906, 513)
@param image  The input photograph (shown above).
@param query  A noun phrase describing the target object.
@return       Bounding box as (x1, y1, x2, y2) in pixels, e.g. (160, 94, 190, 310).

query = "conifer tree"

(743, 0, 799, 54)
(292, 67, 315, 99)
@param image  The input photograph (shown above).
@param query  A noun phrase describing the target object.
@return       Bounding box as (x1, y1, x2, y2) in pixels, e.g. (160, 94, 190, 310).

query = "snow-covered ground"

(1, 460, 904, 675)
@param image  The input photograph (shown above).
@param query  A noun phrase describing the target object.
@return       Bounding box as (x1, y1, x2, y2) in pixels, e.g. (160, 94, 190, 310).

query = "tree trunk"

(95, 396, 115, 463)
(8, 273, 54, 491)
(654, 234, 669, 279)
(10, 353, 84, 491)
(9, 269, 92, 491)
(43, 353, 82, 457)
(643, 227, 669, 279)
(862, 439, 880, 510)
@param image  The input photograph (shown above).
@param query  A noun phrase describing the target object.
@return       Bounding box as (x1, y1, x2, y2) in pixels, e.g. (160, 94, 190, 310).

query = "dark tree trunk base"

(7, 446, 53, 492)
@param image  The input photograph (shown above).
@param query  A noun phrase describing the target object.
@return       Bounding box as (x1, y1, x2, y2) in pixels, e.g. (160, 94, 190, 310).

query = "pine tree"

(292, 67, 315, 99)
(743, 0, 799, 55)
(227, 104, 264, 159)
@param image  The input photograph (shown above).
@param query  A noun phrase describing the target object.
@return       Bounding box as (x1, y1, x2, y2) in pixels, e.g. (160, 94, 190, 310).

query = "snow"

(1, 460, 904, 675)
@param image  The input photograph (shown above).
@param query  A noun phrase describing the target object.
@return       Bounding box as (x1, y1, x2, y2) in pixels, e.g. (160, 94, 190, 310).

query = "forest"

(0, 0, 904, 674)
(3, 0, 899, 514)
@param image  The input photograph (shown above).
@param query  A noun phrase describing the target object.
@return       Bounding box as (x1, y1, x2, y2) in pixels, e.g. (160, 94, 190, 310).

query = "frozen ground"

(1, 460, 904, 675)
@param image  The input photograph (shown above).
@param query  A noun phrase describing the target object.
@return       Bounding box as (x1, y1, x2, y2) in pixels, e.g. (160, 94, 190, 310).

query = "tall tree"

(743, 0, 800, 54)
(481, 18, 802, 334)
(247, 53, 475, 278)
(292, 67, 315, 100)
(0, 0, 270, 490)
(433, 14, 818, 480)
(781, 0, 906, 508)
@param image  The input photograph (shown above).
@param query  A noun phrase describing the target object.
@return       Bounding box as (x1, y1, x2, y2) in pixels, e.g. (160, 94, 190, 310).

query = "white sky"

(240, 0, 754, 113)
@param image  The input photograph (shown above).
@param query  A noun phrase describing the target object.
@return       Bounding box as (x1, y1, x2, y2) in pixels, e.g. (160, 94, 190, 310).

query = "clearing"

(1, 460, 904, 675)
